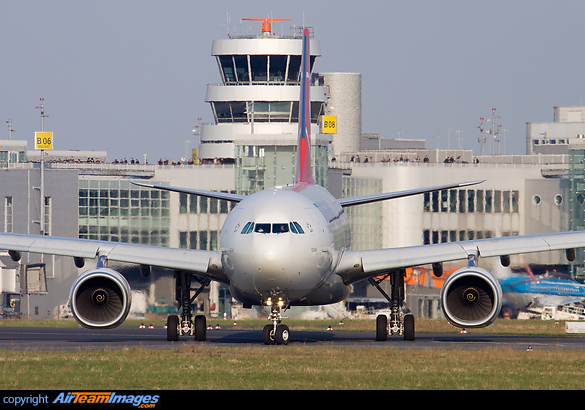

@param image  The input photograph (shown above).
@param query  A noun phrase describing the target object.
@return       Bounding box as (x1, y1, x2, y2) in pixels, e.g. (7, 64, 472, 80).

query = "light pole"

(35, 98, 48, 236)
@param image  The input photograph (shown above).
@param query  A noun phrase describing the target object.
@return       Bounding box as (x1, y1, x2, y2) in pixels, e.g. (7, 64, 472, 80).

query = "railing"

(47, 162, 155, 172)
(329, 160, 550, 170)
(329, 153, 571, 172)
(0, 161, 236, 172)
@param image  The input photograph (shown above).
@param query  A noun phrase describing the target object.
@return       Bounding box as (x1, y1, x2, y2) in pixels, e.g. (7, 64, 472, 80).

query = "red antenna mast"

(241, 18, 291, 34)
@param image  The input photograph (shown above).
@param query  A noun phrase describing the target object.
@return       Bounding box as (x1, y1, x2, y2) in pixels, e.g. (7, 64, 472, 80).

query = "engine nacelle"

(70, 268, 132, 329)
(440, 266, 502, 328)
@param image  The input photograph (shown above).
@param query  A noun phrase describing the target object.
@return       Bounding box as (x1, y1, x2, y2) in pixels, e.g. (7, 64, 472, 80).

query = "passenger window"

(273, 223, 289, 233)
(241, 222, 254, 234)
(254, 223, 271, 234)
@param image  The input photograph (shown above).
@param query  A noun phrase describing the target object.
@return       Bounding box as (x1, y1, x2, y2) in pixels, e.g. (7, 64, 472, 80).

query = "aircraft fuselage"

(500, 275, 585, 310)
(220, 183, 351, 307)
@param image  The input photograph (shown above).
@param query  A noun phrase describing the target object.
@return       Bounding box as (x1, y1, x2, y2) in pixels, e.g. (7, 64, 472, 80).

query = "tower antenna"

(241, 18, 291, 35)
(4, 119, 14, 140)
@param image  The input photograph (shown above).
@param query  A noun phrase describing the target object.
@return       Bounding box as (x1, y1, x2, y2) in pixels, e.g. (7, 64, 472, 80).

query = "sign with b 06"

(35, 132, 53, 150)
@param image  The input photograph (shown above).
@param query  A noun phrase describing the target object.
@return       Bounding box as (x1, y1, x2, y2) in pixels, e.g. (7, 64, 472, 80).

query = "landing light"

(264, 297, 284, 307)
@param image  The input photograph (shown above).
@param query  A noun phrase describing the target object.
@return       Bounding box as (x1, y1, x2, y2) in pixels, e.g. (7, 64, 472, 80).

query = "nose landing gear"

(262, 297, 290, 345)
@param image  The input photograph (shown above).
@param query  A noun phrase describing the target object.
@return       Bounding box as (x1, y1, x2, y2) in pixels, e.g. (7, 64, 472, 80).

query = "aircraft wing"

(131, 182, 245, 203)
(534, 296, 585, 308)
(335, 231, 585, 285)
(0, 233, 227, 283)
(338, 180, 484, 207)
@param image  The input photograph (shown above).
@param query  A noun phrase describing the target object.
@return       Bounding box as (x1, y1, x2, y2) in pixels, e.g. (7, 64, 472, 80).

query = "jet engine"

(70, 268, 132, 329)
(440, 266, 502, 328)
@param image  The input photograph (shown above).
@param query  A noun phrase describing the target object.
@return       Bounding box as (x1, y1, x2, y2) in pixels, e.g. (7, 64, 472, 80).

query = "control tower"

(199, 19, 329, 194)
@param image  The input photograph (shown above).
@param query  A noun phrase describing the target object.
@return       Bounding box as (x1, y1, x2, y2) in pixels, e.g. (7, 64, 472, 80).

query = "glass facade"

(4, 196, 12, 233)
(423, 188, 519, 215)
(210, 101, 325, 124)
(422, 188, 520, 244)
(342, 176, 383, 251)
(235, 144, 328, 196)
(78, 179, 171, 246)
(178, 191, 235, 251)
(216, 54, 316, 85)
(0, 150, 27, 166)
(569, 148, 585, 282)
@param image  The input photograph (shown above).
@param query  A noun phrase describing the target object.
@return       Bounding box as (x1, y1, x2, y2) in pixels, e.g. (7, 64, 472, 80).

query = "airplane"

(2, 28, 585, 345)
(497, 258, 585, 317)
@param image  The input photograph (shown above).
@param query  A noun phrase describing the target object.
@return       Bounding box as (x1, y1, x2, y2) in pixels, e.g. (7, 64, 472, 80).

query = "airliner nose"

(253, 234, 290, 275)
(252, 237, 296, 284)
(264, 249, 277, 262)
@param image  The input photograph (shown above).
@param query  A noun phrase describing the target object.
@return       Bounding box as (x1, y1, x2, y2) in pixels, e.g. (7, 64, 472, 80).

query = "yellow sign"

(35, 132, 53, 150)
(320, 116, 337, 134)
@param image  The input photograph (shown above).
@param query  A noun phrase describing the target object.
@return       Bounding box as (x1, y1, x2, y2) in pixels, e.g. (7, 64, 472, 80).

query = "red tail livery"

(293, 28, 315, 186)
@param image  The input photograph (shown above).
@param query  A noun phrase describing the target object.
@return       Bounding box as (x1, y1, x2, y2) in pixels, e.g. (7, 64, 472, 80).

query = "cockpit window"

(254, 223, 271, 233)
(241, 222, 254, 234)
(273, 223, 289, 233)
(242, 222, 305, 234)
(292, 222, 304, 234)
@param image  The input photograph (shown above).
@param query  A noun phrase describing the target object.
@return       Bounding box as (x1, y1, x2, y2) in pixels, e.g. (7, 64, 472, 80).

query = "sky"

(2, 0, 585, 162)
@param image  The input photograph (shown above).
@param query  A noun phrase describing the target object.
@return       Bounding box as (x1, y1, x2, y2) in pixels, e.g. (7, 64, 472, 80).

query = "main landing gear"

(167, 272, 210, 342)
(369, 269, 415, 341)
(262, 297, 290, 345)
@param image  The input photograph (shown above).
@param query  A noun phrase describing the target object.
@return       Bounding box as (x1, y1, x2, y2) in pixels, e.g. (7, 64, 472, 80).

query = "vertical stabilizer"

(293, 28, 315, 186)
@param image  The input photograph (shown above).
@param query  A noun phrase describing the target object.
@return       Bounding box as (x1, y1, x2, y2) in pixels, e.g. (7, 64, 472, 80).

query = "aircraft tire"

(404, 314, 415, 341)
(376, 314, 388, 341)
(275, 324, 290, 345)
(194, 315, 206, 341)
(262, 324, 275, 345)
(167, 315, 179, 341)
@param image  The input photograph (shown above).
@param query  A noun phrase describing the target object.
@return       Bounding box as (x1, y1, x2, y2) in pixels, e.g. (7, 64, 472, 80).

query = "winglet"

(293, 28, 315, 186)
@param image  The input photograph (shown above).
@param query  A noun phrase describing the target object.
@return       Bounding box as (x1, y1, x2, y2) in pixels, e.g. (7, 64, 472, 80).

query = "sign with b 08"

(320, 116, 337, 134)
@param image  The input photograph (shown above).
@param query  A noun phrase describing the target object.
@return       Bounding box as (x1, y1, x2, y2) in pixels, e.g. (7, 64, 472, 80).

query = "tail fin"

(293, 28, 315, 186)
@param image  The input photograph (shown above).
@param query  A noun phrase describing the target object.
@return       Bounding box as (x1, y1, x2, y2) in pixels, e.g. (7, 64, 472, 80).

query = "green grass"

(2, 346, 585, 389)
(1, 318, 584, 389)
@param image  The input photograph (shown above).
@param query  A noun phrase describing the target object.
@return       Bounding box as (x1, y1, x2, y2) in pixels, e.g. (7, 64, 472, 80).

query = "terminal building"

(1, 20, 584, 321)
(527, 106, 585, 155)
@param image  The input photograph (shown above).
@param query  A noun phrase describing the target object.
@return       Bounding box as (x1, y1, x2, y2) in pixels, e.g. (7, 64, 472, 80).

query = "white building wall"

(347, 162, 562, 267)
(153, 165, 235, 249)
(211, 38, 322, 58)
(319, 72, 361, 156)
(526, 106, 585, 154)
(554, 106, 585, 122)
(527, 122, 585, 154)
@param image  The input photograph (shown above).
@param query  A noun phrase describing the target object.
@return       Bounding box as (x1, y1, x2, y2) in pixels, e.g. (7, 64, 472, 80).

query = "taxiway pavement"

(1, 326, 585, 351)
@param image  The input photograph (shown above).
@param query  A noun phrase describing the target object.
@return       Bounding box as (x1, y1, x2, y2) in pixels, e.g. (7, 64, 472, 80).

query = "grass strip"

(2, 346, 585, 390)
